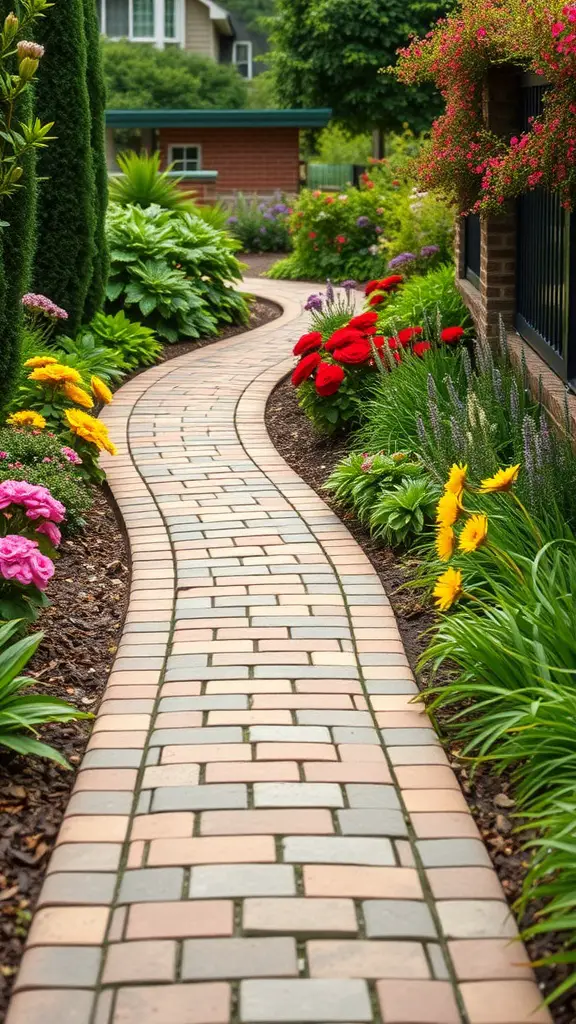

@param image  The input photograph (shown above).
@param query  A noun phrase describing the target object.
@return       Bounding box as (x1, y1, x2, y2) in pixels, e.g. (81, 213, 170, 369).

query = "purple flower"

(304, 294, 323, 312)
(21, 293, 68, 320)
(272, 203, 289, 215)
(421, 244, 440, 257)
(341, 279, 357, 291)
(227, 216, 238, 225)
(259, 226, 267, 235)
(388, 252, 416, 269)
(263, 212, 276, 221)
(325, 280, 335, 304)
(356, 215, 371, 228)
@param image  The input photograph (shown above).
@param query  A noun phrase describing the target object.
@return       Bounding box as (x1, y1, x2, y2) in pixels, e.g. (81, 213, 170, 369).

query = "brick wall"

(159, 127, 300, 198)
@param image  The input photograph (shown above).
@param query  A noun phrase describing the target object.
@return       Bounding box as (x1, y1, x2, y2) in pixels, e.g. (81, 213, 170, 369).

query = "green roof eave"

(105, 108, 332, 129)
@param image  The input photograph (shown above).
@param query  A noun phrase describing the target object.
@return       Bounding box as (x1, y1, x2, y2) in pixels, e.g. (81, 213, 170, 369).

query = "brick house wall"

(158, 126, 300, 198)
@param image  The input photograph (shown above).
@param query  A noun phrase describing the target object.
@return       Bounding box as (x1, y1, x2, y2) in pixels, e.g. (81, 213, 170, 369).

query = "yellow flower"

(435, 525, 455, 561)
(6, 409, 46, 429)
(29, 363, 83, 386)
(65, 408, 118, 456)
(459, 513, 488, 554)
(23, 355, 58, 369)
(433, 567, 463, 612)
(444, 462, 467, 498)
(479, 464, 520, 492)
(62, 382, 94, 409)
(436, 490, 461, 528)
(91, 376, 113, 405)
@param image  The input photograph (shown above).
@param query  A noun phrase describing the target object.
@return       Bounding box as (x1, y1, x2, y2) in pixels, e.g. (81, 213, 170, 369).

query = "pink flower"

(61, 446, 82, 466)
(0, 452, 7, 460)
(0, 534, 55, 590)
(36, 520, 62, 548)
(0, 480, 65, 523)
(552, 21, 565, 36)
(476, 27, 487, 38)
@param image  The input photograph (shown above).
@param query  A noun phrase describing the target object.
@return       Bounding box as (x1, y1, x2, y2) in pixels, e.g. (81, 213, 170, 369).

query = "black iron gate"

(515, 78, 576, 385)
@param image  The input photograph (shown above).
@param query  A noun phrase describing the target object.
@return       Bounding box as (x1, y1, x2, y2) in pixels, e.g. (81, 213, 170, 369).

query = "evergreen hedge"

(82, 0, 109, 321)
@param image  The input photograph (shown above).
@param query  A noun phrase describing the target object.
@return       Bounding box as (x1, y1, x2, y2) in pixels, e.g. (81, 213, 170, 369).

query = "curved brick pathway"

(7, 280, 550, 1024)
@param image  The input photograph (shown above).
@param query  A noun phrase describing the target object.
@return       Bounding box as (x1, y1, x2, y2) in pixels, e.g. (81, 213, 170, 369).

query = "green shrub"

(383, 190, 455, 276)
(0, 459, 92, 534)
(325, 451, 423, 521)
(82, 0, 109, 321)
(377, 265, 472, 334)
(88, 310, 162, 370)
(227, 194, 292, 253)
(297, 371, 376, 436)
(368, 475, 440, 545)
(109, 150, 197, 210)
(0, 620, 91, 765)
(49, 334, 127, 384)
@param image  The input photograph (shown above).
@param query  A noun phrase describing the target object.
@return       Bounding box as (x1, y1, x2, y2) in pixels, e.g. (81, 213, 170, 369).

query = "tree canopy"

(102, 41, 249, 109)
(267, 0, 448, 135)
(225, 0, 274, 31)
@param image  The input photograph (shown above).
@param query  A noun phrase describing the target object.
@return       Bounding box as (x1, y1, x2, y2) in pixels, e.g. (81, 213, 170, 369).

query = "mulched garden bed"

(266, 374, 574, 1024)
(0, 298, 283, 1019)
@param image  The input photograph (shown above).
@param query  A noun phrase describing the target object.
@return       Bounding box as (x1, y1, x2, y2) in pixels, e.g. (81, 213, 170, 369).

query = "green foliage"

(109, 150, 197, 210)
(0, 459, 92, 534)
(82, 0, 109, 321)
(267, 0, 447, 134)
(383, 189, 455, 273)
(369, 475, 439, 544)
(34, 0, 95, 333)
(106, 203, 249, 342)
(227, 194, 292, 253)
(226, 0, 274, 30)
(297, 371, 376, 436)
(88, 310, 162, 371)
(325, 450, 422, 520)
(312, 124, 373, 165)
(0, 620, 90, 766)
(246, 70, 280, 109)
(378, 264, 472, 334)
(102, 40, 248, 109)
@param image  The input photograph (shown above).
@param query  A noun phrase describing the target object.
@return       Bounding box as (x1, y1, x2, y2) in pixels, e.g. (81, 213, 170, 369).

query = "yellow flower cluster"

(65, 408, 118, 456)
(63, 382, 94, 409)
(7, 410, 46, 429)
(23, 355, 58, 369)
(28, 363, 83, 386)
(91, 376, 113, 405)
(432, 462, 520, 612)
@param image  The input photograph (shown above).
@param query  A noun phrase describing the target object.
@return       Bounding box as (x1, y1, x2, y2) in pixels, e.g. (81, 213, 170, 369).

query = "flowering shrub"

(394, 0, 576, 211)
(0, 476, 65, 621)
(21, 292, 68, 342)
(226, 193, 292, 253)
(381, 189, 455, 274)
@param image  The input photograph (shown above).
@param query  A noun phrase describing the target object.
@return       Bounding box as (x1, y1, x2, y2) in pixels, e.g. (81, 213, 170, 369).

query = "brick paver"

(6, 280, 549, 1023)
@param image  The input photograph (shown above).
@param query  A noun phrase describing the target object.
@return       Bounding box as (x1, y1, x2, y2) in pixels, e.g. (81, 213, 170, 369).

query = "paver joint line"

(4, 279, 550, 1024)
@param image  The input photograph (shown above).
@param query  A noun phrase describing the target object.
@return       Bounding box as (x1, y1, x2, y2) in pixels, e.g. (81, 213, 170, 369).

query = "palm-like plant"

(0, 621, 91, 766)
(108, 150, 196, 210)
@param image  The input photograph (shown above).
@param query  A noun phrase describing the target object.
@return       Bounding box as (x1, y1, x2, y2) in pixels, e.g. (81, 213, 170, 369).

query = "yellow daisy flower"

(435, 525, 455, 561)
(436, 490, 461, 528)
(29, 363, 83, 386)
(459, 513, 488, 553)
(479, 464, 520, 492)
(63, 382, 94, 409)
(433, 567, 463, 612)
(23, 355, 58, 369)
(91, 376, 113, 405)
(444, 462, 467, 498)
(6, 409, 47, 429)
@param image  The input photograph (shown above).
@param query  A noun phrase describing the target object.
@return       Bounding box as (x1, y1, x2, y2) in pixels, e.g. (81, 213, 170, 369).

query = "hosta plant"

(113, 258, 215, 343)
(325, 450, 423, 523)
(0, 619, 90, 765)
(368, 475, 440, 545)
(88, 310, 162, 371)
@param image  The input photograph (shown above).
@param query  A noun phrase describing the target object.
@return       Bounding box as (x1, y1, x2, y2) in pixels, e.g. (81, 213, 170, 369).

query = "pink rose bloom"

(0, 534, 55, 590)
(36, 520, 62, 548)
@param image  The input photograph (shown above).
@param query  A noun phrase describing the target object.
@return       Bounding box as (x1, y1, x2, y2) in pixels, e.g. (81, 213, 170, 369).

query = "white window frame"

(232, 39, 253, 80)
(168, 144, 202, 172)
(100, 0, 182, 45)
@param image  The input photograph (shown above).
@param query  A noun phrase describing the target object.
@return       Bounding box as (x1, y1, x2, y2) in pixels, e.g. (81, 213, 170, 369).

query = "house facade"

(98, 0, 267, 79)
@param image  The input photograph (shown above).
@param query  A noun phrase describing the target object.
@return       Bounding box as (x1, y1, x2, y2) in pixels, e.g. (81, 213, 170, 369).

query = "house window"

(101, 0, 178, 40)
(164, 0, 176, 38)
(233, 40, 253, 79)
(169, 145, 201, 172)
(132, 0, 154, 36)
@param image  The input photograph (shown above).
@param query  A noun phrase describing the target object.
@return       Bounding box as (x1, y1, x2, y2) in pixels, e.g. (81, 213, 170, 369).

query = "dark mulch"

(0, 490, 129, 1018)
(266, 375, 574, 1024)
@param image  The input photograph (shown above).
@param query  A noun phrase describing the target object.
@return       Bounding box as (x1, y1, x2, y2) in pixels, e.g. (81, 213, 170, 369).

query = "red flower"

(378, 275, 404, 292)
(441, 326, 465, 344)
(348, 312, 379, 331)
(364, 280, 381, 296)
(291, 351, 321, 387)
(308, 231, 317, 240)
(413, 341, 432, 357)
(373, 335, 386, 348)
(315, 362, 345, 396)
(333, 340, 372, 364)
(397, 326, 423, 346)
(324, 327, 364, 352)
(368, 293, 384, 306)
(293, 331, 322, 356)
(336, 234, 347, 244)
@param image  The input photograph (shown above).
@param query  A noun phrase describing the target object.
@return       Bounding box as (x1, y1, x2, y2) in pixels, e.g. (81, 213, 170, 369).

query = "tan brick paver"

(5, 280, 550, 1024)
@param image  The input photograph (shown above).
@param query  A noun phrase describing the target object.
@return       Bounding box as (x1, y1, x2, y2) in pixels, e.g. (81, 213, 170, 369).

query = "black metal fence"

(464, 213, 481, 289)
(515, 79, 576, 384)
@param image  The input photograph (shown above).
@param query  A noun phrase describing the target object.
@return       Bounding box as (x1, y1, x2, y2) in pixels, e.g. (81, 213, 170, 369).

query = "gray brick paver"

(7, 280, 541, 1024)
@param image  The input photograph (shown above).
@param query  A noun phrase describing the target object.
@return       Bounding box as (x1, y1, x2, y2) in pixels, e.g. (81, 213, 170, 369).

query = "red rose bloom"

(336, 235, 347, 244)
(333, 340, 372, 364)
(293, 331, 322, 356)
(441, 326, 465, 344)
(364, 280, 381, 296)
(397, 326, 423, 346)
(348, 312, 379, 331)
(413, 341, 432, 357)
(315, 362, 345, 396)
(378, 275, 404, 292)
(291, 351, 321, 387)
(324, 327, 364, 352)
(308, 231, 317, 240)
(368, 293, 384, 306)
(373, 335, 386, 349)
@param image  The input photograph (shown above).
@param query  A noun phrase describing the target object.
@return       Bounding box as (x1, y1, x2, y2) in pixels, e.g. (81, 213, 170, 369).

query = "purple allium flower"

(227, 216, 238, 225)
(356, 215, 371, 228)
(325, 280, 335, 304)
(304, 294, 323, 312)
(421, 244, 440, 257)
(21, 293, 68, 320)
(341, 279, 357, 291)
(388, 252, 416, 269)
